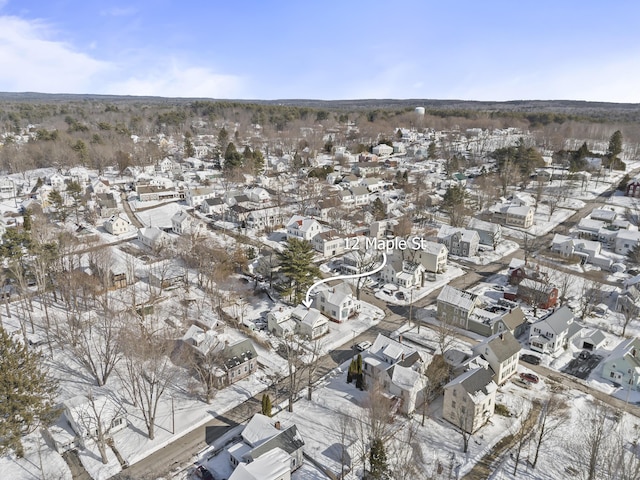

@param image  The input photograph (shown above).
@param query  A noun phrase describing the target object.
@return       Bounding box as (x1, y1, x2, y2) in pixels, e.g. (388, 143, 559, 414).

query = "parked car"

(355, 341, 372, 352)
(194, 465, 214, 480)
(520, 372, 539, 384)
(396, 291, 405, 300)
(578, 350, 592, 360)
(520, 354, 541, 365)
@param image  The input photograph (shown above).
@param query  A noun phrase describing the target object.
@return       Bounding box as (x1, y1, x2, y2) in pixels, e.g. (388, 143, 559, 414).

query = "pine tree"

(427, 141, 437, 159)
(224, 142, 243, 171)
(369, 437, 391, 479)
(48, 189, 68, 221)
(22, 208, 32, 232)
(261, 393, 272, 417)
(371, 197, 386, 221)
(252, 150, 265, 175)
(608, 130, 623, 160)
(184, 132, 196, 158)
(0, 327, 58, 456)
(276, 238, 320, 304)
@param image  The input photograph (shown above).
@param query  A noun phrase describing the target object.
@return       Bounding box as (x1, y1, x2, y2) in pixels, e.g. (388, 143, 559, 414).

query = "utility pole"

(171, 396, 175, 434)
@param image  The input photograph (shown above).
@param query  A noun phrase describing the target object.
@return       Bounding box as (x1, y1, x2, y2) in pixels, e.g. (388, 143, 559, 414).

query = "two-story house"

(467, 218, 502, 247)
(291, 306, 329, 340)
(529, 305, 581, 355)
(601, 338, 640, 390)
(185, 187, 215, 208)
(437, 285, 480, 330)
(379, 252, 425, 288)
(222, 339, 258, 386)
(471, 331, 520, 384)
(437, 226, 480, 257)
(312, 281, 360, 322)
(311, 230, 347, 258)
(442, 366, 497, 434)
(286, 215, 324, 241)
(103, 214, 131, 235)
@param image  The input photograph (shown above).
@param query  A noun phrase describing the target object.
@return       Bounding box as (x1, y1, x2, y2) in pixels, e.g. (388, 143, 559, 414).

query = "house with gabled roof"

(601, 338, 640, 390)
(285, 215, 324, 242)
(103, 214, 131, 235)
(442, 366, 497, 434)
(228, 414, 305, 475)
(437, 285, 480, 330)
(222, 339, 258, 386)
(312, 281, 360, 322)
(380, 252, 425, 288)
(185, 186, 215, 208)
(171, 209, 203, 236)
(472, 331, 520, 384)
(311, 229, 346, 258)
(290, 306, 329, 340)
(363, 334, 429, 414)
(437, 225, 479, 257)
(228, 447, 291, 480)
(467, 218, 502, 247)
(529, 305, 581, 354)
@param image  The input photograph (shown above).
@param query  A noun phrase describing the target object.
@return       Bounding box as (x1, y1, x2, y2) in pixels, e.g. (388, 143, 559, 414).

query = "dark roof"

(246, 424, 304, 461)
(479, 331, 521, 362)
(223, 339, 257, 370)
(234, 194, 251, 204)
(500, 307, 527, 331)
(205, 197, 223, 206)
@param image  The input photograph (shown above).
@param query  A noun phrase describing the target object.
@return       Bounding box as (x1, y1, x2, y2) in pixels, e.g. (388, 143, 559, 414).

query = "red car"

(520, 372, 539, 384)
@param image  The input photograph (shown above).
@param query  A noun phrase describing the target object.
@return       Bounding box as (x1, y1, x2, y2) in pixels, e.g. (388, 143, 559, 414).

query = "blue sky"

(1, 0, 640, 102)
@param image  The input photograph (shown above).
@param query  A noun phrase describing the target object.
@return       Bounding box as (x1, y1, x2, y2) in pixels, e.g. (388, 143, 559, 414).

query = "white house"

(291, 306, 329, 339)
(372, 144, 393, 156)
(185, 187, 215, 208)
(312, 281, 360, 322)
(137, 227, 171, 250)
(103, 214, 130, 235)
(442, 367, 497, 433)
(529, 305, 580, 355)
(601, 338, 640, 390)
(380, 252, 425, 288)
(171, 210, 202, 236)
(471, 331, 520, 385)
(62, 392, 127, 448)
(311, 230, 347, 258)
(615, 230, 640, 255)
(286, 215, 324, 241)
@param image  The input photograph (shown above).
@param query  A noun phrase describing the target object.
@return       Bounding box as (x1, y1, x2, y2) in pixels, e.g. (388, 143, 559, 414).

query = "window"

(452, 389, 457, 397)
(451, 400, 456, 409)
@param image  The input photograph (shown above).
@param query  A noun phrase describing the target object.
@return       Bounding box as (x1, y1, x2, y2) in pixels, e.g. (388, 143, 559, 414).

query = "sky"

(1, 0, 640, 102)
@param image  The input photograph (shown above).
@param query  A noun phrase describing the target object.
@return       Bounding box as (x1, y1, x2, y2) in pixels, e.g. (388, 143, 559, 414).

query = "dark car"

(194, 465, 214, 480)
(520, 372, 540, 384)
(520, 354, 541, 365)
(578, 350, 592, 360)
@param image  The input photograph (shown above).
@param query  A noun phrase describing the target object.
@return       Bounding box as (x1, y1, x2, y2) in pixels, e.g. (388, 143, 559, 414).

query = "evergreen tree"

(0, 327, 58, 456)
(66, 180, 83, 222)
(427, 141, 437, 159)
(442, 184, 470, 227)
(224, 142, 243, 170)
(252, 149, 265, 175)
(184, 132, 196, 158)
(217, 126, 229, 151)
(48, 189, 68, 221)
(261, 393, 272, 417)
(276, 238, 320, 304)
(608, 130, 623, 160)
(369, 437, 391, 479)
(371, 197, 386, 221)
(22, 208, 32, 232)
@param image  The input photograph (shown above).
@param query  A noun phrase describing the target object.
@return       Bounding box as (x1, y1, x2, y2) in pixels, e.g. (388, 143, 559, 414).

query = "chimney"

(274, 421, 281, 430)
(398, 335, 403, 344)
(499, 332, 504, 341)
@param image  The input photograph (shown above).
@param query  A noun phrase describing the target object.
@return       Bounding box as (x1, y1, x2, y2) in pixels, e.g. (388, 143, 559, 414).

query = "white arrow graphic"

(302, 252, 387, 308)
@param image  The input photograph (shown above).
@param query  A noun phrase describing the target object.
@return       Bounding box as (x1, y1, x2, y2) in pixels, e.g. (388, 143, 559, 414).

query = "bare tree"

(422, 354, 450, 426)
(280, 334, 307, 413)
(390, 419, 427, 480)
(531, 394, 569, 469)
(570, 400, 615, 480)
(75, 389, 126, 464)
(305, 339, 323, 401)
(578, 279, 603, 320)
(178, 337, 224, 404)
(58, 309, 123, 387)
(118, 328, 177, 439)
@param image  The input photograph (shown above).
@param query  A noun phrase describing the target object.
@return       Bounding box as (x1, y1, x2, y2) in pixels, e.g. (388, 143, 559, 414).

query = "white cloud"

(0, 15, 110, 93)
(107, 62, 246, 98)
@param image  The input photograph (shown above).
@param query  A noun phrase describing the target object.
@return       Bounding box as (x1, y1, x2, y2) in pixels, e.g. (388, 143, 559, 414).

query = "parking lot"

(561, 353, 603, 380)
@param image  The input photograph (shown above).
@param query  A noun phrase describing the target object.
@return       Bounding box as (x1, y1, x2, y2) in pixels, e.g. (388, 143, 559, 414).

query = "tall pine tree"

(276, 238, 320, 304)
(0, 327, 58, 456)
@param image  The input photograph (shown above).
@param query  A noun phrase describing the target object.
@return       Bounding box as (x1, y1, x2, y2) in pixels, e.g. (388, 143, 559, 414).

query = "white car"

(355, 341, 372, 352)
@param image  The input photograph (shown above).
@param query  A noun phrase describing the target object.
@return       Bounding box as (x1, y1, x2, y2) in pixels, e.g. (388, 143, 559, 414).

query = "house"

(136, 185, 181, 202)
(0, 177, 15, 199)
(103, 214, 130, 235)
(267, 307, 297, 337)
(89, 179, 111, 196)
(245, 186, 271, 204)
(572, 328, 607, 352)
(442, 366, 497, 433)
(228, 414, 305, 474)
(185, 187, 215, 208)
(228, 448, 291, 480)
(311, 230, 346, 258)
(181, 325, 221, 357)
(200, 197, 225, 216)
(614, 230, 640, 255)
(62, 392, 127, 448)
(467, 218, 502, 247)
(472, 331, 520, 384)
(437, 285, 480, 330)
(171, 210, 202, 236)
(601, 338, 640, 390)
(350, 186, 370, 206)
(222, 339, 258, 386)
(291, 306, 329, 340)
(148, 260, 186, 289)
(437, 226, 480, 257)
(513, 278, 558, 310)
(137, 227, 171, 250)
(490, 203, 534, 229)
(363, 334, 428, 414)
(372, 144, 393, 156)
(95, 193, 119, 218)
(49, 172, 66, 190)
(529, 306, 581, 355)
(499, 307, 529, 338)
(410, 240, 448, 273)
(379, 252, 425, 288)
(626, 178, 640, 198)
(550, 234, 613, 270)
(312, 281, 359, 322)
(286, 215, 324, 241)
(245, 206, 285, 230)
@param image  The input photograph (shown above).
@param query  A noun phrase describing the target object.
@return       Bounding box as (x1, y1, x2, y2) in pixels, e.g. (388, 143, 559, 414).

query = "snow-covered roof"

(241, 414, 279, 448)
(228, 447, 290, 480)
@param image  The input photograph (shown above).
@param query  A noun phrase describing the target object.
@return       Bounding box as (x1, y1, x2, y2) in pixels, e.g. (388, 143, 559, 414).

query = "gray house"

(437, 285, 480, 330)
